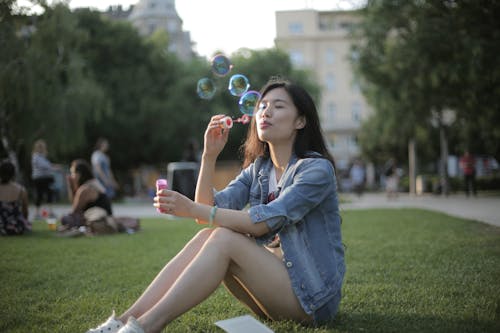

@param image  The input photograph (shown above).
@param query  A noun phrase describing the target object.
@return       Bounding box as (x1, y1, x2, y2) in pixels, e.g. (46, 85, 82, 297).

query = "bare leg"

(223, 273, 269, 319)
(222, 245, 284, 320)
(136, 227, 311, 333)
(118, 228, 215, 322)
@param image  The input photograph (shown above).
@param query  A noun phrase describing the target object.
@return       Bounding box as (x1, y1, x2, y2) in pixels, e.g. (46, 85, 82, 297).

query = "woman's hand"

(154, 189, 195, 218)
(66, 174, 77, 194)
(203, 114, 230, 160)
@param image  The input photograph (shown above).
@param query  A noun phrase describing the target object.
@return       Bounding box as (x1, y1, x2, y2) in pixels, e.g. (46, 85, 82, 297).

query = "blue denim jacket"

(214, 152, 345, 315)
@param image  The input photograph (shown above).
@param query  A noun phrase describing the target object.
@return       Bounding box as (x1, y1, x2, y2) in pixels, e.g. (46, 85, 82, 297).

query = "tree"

(352, 0, 500, 169)
(3, 2, 321, 190)
(74, 8, 215, 170)
(0, 0, 29, 172)
(1, 1, 107, 181)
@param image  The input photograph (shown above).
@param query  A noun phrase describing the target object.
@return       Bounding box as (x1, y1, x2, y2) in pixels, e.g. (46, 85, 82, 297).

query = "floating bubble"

(228, 74, 250, 96)
(238, 90, 261, 116)
(211, 54, 232, 77)
(197, 78, 216, 100)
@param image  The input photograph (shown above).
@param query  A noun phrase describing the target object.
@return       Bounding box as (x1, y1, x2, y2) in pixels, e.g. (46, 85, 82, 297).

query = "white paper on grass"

(215, 315, 275, 333)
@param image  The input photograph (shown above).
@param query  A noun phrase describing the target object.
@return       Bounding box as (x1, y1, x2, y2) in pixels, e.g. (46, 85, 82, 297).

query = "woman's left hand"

(154, 189, 194, 217)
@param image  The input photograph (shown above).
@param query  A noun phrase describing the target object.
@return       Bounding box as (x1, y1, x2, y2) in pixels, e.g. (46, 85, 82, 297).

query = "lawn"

(1, 209, 499, 332)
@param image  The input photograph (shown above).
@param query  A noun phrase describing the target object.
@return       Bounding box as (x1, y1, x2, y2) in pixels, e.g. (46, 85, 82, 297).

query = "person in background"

(60, 159, 140, 236)
(459, 150, 477, 197)
(59, 159, 113, 231)
(31, 139, 59, 219)
(0, 159, 31, 235)
(67, 159, 113, 215)
(349, 158, 365, 197)
(384, 158, 399, 199)
(91, 138, 119, 200)
(86, 78, 345, 333)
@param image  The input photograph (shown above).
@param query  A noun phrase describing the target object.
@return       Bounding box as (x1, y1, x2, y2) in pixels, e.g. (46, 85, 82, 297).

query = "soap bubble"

(228, 74, 250, 96)
(238, 90, 261, 115)
(211, 54, 232, 77)
(197, 78, 216, 100)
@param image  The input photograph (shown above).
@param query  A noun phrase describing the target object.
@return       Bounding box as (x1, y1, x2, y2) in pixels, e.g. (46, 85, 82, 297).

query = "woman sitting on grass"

(87, 78, 345, 333)
(59, 159, 112, 231)
(0, 159, 31, 235)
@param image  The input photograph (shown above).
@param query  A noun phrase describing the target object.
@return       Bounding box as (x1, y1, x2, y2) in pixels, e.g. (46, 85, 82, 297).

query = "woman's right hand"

(66, 174, 77, 194)
(203, 114, 230, 159)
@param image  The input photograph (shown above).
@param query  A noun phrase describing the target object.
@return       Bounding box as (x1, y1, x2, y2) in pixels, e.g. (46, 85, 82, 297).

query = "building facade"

(104, 0, 193, 60)
(275, 9, 371, 171)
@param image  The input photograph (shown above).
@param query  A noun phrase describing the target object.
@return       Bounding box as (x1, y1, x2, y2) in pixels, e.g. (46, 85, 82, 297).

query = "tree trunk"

(439, 122, 449, 196)
(408, 138, 416, 195)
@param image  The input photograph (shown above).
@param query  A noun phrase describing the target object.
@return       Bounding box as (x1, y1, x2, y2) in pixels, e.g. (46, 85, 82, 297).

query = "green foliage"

(1, 2, 106, 166)
(1, 210, 499, 332)
(25, 5, 108, 153)
(74, 8, 202, 168)
(2, 3, 319, 185)
(0, 1, 30, 156)
(352, 0, 500, 165)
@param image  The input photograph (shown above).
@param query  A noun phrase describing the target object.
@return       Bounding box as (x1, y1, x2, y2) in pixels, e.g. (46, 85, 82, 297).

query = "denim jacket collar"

(256, 153, 300, 204)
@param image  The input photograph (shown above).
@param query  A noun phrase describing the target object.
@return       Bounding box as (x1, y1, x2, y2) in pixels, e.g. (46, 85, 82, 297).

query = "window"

(350, 49, 360, 62)
(167, 21, 177, 33)
(319, 15, 335, 31)
(148, 24, 156, 35)
(289, 50, 304, 67)
(326, 102, 336, 122)
(288, 22, 303, 34)
(348, 135, 359, 148)
(351, 80, 360, 93)
(339, 21, 354, 32)
(325, 48, 335, 65)
(351, 102, 362, 122)
(326, 73, 335, 92)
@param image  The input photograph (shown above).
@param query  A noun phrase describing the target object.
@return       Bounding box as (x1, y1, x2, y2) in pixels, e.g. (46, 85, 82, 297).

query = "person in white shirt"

(91, 138, 118, 199)
(31, 139, 59, 218)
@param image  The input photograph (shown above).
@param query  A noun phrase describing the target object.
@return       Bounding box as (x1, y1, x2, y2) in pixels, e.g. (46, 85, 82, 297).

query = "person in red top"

(459, 150, 477, 197)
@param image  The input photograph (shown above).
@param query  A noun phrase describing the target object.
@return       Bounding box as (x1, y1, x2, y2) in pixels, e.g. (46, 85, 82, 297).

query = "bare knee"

(194, 227, 215, 239)
(205, 227, 242, 257)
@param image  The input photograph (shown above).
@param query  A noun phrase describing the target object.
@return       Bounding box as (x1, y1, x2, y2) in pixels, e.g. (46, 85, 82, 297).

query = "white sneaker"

(86, 310, 124, 333)
(117, 316, 145, 333)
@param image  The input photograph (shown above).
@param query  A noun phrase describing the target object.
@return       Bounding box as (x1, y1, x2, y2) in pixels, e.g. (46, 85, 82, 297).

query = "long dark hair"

(71, 159, 94, 187)
(0, 159, 15, 184)
(241, 78, 335, 168)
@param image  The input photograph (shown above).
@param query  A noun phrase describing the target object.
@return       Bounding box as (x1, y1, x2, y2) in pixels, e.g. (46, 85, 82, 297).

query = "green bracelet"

(209, 205, 218, 227)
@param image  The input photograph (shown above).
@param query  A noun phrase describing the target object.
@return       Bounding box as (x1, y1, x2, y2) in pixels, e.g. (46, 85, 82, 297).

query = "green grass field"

(1, 209, 499, 332)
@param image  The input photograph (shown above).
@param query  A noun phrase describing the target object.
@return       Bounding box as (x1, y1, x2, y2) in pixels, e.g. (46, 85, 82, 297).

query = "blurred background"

(2, 0, 499, 204)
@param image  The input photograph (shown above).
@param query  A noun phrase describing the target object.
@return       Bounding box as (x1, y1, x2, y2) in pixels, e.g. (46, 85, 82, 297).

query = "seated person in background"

(60, 159, 112, 231)
(0, 159, 31, 235)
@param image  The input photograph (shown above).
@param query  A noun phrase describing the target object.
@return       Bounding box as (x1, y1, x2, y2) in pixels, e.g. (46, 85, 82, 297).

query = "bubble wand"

(218, 115, 251, 129)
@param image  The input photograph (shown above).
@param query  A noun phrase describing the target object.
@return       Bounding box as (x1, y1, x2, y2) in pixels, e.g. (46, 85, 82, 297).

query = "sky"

(17, 0, 362, 58)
